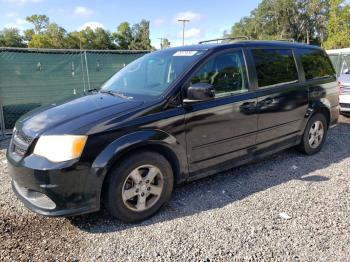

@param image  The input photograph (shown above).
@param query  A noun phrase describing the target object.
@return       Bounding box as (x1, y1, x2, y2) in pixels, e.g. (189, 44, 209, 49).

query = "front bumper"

(7, 153, 101, 217)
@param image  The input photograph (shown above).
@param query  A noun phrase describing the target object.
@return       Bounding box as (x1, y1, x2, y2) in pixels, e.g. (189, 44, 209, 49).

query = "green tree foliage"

(0, 28, 26, 47)
(323, 0, 350, 49)
(66, 27, 116, 50)
(1, 13, 153, 50)
(25, 14, 49, 34)
(160, 38, 171, 49)
(112, 20, 153, 50)
(226, 0, 332, 45)
(129, 20, 152, 50)
(28, 23, 67, 48)
(113, 22, 133, 49)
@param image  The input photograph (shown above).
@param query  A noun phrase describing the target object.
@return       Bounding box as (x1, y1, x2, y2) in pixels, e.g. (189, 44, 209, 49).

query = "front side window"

(190, 50, 248, 97)
(252, 49, 298, 87)
(299, 49, 335, 80)
(101, 50, 206, 97)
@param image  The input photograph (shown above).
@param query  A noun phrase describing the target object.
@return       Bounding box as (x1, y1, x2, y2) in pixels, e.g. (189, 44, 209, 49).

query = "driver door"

(184, 49, 258, 177)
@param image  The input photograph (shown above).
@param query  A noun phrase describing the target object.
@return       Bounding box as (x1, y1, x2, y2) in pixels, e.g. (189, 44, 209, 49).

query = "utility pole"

(178, 19, 190, 46)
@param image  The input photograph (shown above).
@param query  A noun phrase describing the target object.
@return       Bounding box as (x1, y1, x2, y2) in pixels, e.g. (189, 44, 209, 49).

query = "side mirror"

(183, 83, 215, 104)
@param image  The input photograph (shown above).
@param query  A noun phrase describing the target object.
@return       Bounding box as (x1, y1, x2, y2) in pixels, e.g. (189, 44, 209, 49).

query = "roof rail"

(198, 36, 250, 44)
(277, 38, 295, 43)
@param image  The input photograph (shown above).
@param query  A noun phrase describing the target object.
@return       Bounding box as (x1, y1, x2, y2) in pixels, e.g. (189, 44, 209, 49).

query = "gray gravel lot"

(1, 116, 350, 261)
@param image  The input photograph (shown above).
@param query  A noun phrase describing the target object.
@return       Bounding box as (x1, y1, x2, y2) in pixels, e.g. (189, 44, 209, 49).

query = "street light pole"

(178, 19, 190, 46)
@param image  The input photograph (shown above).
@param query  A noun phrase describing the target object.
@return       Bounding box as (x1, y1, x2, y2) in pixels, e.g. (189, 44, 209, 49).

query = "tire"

(104, 151, 174, 223)
(298, 113, 328, 155)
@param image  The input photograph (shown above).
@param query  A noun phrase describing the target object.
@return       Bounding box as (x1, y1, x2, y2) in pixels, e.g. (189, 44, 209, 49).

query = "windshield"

(341, 54, 350, 74)
(101, 49, 206, 97)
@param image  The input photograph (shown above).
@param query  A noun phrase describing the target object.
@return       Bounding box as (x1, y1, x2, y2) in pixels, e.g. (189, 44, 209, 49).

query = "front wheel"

(298, 113, 328, 155)
(104, 151, 174, 223)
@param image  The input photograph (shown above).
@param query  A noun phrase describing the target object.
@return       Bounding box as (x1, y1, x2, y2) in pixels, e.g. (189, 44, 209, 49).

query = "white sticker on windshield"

(173, 51, 198, 57)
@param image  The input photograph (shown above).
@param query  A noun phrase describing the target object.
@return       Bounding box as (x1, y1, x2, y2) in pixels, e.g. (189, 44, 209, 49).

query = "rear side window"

(252, 49, 298, 87)
(299, 49, 335, 80)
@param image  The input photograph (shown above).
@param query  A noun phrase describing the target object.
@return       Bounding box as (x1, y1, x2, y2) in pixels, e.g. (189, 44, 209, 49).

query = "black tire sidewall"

(106, 151, 174, 223)
(301, 113, 328, 155)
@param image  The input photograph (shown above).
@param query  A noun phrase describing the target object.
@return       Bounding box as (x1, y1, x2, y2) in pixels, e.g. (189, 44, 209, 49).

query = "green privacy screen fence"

(0, 48, 148, 137)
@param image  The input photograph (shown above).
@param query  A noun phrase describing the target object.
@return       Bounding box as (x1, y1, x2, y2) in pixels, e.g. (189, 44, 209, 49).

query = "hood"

(17, 93, 144, 137)
(338, 73, 350, 86)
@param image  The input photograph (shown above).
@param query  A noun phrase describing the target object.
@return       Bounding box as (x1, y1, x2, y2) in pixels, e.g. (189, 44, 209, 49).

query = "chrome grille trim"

(340, 86, 350, 94)
(10, 128, 34, 159)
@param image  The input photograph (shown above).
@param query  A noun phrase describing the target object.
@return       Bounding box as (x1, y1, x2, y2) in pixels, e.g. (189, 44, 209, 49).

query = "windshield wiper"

(85, 88, 99, 94)
(100, 90, 132, 99)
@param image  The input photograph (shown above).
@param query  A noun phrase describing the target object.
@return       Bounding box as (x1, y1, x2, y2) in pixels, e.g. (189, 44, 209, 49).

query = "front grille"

(13, 144, 27, 156)
(14, 129, 34, 145)
(10, 128, 34, 159)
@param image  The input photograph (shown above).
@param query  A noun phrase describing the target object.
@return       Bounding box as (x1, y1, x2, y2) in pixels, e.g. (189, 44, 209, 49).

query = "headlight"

(33, 135, 87, 162)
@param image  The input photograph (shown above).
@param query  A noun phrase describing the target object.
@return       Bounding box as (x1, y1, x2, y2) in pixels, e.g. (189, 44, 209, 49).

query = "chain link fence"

(0, 48, 148, 138)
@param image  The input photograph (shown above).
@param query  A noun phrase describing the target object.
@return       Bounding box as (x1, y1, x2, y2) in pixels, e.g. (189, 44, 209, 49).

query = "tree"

(160, 38, 171, 49)
(0, 28, 26, 47)
(113, 22, 133, 49)
(93, 27, 116, 49)
(323, 0, 350, 49)
(25, 14, 49, 34)
(226, 0, 330, 45)
(66, 27, 116, 50)
(24, 28, 35, 42)
(130, 20, 152, 50)
(28, 23, 67, 48)
(113, 20, 153, 50)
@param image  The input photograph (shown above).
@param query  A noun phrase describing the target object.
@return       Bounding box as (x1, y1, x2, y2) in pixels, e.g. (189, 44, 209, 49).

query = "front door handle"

(239, 101, 256, 114)
(261, 97, 274, 105)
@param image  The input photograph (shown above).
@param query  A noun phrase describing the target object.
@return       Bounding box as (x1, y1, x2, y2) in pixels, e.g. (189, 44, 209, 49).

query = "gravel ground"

(1, 116, 350, 261)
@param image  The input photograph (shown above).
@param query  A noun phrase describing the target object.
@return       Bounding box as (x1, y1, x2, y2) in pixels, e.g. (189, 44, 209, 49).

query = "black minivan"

(7, 40, 339, 222)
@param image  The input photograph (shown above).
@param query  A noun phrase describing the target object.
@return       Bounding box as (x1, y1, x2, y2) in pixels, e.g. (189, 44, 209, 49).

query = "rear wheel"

(104, 151, 174, 222)
(298, 113, 328, 155)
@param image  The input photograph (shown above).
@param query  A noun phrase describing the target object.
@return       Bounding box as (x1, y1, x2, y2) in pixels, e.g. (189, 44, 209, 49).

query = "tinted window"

(299, 49, 335, 80)
(190, 50, 248, 97)
(252, 49, 298, 87)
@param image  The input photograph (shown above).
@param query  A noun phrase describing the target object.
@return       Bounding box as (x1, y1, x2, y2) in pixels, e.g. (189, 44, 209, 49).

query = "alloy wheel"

(121, 165, 164, 212)
(308, 120, 324, 149)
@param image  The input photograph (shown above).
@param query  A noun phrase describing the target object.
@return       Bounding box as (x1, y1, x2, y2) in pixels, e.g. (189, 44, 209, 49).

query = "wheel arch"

(309, 101, 331, 128)
(90, 130, 188, 200)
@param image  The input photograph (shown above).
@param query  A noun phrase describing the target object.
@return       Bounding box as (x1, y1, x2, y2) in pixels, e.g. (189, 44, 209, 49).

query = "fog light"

(13, 181, 56, 210)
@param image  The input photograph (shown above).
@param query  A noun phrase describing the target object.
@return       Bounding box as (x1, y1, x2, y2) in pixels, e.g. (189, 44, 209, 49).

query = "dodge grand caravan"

(7, 40, 339, 222)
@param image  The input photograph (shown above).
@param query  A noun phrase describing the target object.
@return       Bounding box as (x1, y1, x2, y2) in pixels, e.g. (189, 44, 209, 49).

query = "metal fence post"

(84, 51, 91, 91)
(0, 103, 5, 139)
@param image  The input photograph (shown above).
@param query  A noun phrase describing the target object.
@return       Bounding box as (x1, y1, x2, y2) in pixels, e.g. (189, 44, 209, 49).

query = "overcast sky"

(0, 0, 261, 48)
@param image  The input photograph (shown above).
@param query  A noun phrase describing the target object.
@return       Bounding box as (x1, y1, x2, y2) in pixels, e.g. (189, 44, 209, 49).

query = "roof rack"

(198, 36, 250, 44)
(277, 38, 295, 43)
